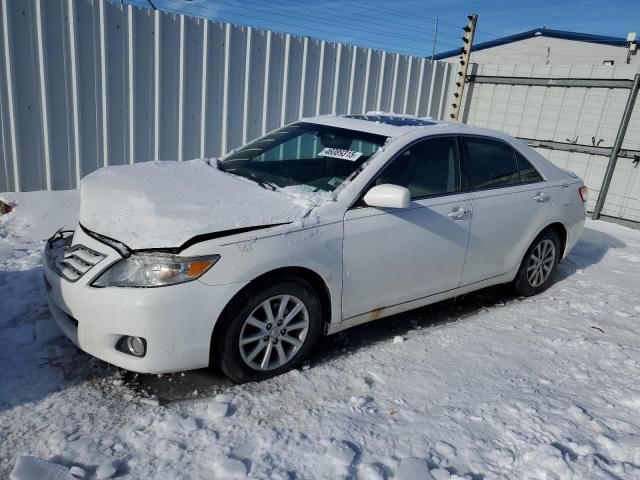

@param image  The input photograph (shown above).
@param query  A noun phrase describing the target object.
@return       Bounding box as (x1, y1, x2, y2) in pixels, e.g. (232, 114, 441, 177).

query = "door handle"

(447, 207, 468, 220)
(533, 192, 550, 202)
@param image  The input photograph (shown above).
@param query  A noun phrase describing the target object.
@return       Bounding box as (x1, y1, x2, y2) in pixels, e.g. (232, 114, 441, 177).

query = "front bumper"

(43, 227, 246, 374)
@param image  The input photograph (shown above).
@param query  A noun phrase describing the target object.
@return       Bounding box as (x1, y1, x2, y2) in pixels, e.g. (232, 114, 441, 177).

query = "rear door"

(459, 136, 551, 286)
(342, 136, 471, 320)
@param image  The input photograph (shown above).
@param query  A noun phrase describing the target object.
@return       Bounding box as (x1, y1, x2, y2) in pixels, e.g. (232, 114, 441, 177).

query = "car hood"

(78, 160, 318, 251)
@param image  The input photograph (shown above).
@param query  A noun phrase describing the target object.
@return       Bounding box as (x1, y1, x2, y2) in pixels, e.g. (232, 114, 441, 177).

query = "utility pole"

(592, 73, 640, 220)
(431, 17, 438, 60)
(449, 14, 477, 121)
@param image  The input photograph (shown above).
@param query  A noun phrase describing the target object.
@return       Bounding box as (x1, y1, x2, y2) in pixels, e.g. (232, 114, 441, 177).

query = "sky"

(126, 0, 640, 57)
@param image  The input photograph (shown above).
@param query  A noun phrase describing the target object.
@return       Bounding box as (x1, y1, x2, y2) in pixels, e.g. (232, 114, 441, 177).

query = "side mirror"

(363, 184, 410, 209)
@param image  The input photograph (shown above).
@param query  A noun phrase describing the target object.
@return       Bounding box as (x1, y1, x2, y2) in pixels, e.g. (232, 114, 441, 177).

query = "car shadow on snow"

(553, 226, 626, 282)
(314, 227, 625, 365)
(129, 226, 624, 403)
(0, 266, 119, 415)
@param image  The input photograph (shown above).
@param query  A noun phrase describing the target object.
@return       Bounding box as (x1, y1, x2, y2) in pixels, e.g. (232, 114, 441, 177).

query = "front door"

(342, 136, 472, 320)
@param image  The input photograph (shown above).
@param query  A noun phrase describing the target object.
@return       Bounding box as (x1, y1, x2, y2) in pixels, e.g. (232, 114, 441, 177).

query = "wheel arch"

(544, 222, 568, 259)
(514, 221, 568, 279)
(209, 266, 333, 364)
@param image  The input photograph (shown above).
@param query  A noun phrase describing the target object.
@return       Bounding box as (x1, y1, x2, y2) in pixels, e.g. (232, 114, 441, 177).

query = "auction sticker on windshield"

(318, 147, 362, 161)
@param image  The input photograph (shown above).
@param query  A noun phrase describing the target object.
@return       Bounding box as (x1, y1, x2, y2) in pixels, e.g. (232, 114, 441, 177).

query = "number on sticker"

(318, 147, 362, 161)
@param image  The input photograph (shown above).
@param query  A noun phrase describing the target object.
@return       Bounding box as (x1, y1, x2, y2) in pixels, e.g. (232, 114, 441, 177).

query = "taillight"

(578, 185, 588, 202)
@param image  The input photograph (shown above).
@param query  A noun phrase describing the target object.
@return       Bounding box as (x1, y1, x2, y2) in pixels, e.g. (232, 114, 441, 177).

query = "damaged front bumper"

(42, 226, 246, 374)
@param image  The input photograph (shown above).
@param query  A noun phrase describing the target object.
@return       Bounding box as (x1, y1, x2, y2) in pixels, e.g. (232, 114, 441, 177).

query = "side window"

(375, 137, 460, 199)
(463, 137, 520, 190)
(516, 151, 543, 183)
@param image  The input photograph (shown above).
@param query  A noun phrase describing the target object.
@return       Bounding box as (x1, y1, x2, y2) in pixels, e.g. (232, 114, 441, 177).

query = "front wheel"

(513, 229, 561, 297)
(214, 278, 322, 383)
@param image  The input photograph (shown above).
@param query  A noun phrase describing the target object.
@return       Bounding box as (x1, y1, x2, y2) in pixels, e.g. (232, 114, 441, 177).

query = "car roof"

(343, 113, 439, 128)
(301, 112, 512, 140)
(301, 112, 572, 183)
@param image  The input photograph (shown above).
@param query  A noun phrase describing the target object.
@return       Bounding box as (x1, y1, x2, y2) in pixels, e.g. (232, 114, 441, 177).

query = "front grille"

(56, 245, 106, 281)
(46, 231, 106, 282)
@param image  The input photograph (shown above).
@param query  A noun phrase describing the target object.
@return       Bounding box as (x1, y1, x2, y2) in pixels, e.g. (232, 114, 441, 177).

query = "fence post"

(449, 14, 477, 121)
(592, 73, 640, 220)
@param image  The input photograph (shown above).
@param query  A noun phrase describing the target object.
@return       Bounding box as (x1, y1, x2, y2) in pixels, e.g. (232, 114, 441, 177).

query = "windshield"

(218, 122, 388, 192)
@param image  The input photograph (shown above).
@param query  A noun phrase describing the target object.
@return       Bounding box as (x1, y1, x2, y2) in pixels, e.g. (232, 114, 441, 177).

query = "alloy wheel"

(526, 239, 556, 287)
(238, 294, 310, 371)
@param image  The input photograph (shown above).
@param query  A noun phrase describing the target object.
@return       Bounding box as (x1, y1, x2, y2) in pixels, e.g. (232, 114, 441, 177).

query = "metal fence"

(0, 0, 457, 193)
(462, 63, 640, 223)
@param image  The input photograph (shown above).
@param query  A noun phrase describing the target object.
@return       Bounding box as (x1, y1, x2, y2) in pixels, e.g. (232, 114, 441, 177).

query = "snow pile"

(79, 160, 333, 250)
(94, 461, 116, 479)
(2, 191, 640, 478)
(10, 456, 74, 480)
(0, 191, 78, 341)
(364, 110, 435, 122)
(206, 401, 229, 419)
(0, 191, 78, 252)
(279, 184, 336, 227)
(69, 466, 86, 478)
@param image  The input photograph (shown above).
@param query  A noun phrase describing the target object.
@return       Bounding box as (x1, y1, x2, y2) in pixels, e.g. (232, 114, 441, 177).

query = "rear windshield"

(218, 122, 388, 192)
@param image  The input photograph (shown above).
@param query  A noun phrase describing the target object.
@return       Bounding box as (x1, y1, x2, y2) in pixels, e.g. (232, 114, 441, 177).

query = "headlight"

(91, 253, 220, 288)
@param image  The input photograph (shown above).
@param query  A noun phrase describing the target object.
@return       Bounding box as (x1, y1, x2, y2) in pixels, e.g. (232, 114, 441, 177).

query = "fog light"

(127, 336, 146, 356)
(117, 335, 147, 357)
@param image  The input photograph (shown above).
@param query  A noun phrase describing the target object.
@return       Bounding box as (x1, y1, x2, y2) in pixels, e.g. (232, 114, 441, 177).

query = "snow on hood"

(79, 160, 327, 250)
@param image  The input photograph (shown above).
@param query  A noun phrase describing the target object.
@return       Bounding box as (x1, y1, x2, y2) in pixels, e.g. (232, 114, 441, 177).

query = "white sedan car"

(44, 114, 586, 383)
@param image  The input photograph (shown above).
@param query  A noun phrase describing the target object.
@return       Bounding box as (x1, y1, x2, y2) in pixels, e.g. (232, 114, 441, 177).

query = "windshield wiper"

(220, 167, 278, 191)
(247, 172, 278, 191)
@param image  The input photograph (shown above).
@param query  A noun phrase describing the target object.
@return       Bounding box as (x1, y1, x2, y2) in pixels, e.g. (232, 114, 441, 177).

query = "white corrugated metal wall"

(0, 0, 456, 193)
(462, 64, 640, 222)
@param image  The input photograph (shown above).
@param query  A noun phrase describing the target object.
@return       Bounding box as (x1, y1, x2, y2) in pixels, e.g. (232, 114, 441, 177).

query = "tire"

(213, 276, 323, 383)
(513, 229, 561, 297)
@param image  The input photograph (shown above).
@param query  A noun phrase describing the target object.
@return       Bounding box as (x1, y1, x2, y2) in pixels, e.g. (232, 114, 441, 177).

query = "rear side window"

(462, 137, 521, 190)
(516, 152, 543, 183)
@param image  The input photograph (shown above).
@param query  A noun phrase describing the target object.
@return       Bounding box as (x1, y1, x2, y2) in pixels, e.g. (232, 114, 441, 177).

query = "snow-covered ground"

(1, 190, 640, 479)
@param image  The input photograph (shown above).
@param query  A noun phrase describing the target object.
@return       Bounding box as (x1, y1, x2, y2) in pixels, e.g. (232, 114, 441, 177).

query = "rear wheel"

(513, 229, 561, 297)
(214, 277, 322, 383)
